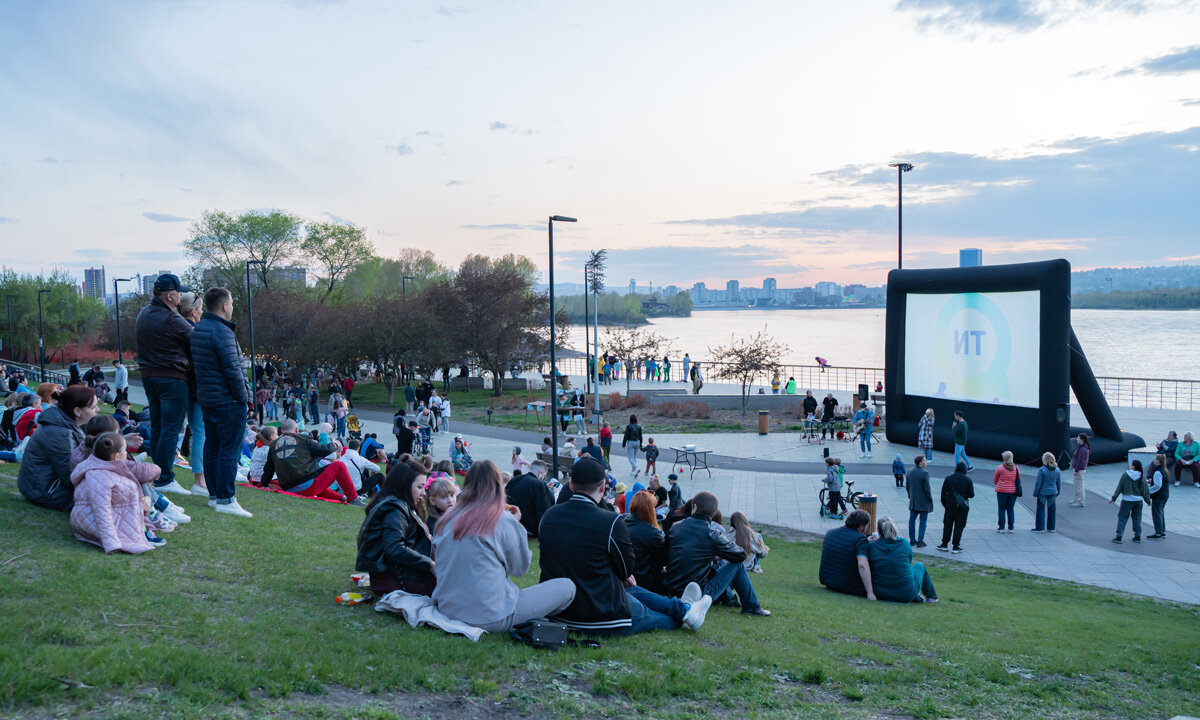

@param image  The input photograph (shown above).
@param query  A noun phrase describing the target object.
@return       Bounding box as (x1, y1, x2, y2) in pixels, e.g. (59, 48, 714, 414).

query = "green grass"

(1, 463, 1198, 720)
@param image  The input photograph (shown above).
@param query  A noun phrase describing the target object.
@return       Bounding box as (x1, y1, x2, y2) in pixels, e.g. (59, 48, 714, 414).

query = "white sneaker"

(682, 594, 713, 631)
(162, 503, 191, 525)
(155, 480, 193, 496)
(213, 498, 253, 518)
(867, 452, 872, 458)
(133, 452, 151, 462)
(859, 452, 865, 458)
(208, 498, 217, 509)
(190, 484, 210, 498)
(680, 581, 703, 606)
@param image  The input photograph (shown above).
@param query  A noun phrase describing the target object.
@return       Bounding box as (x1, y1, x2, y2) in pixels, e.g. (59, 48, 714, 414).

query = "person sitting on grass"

(18, 385, 98, 512)
(423, 477, 458, 530)
(360, 434, 385, 463)
(665, 491, 771, 616)
(538, 457, 714, 635)
(625, 490, 668, 594)
(505, 459, 554, 538)
(69, 432, 161, 554)
(355, 458, 435, 596)
(727, 511, 769, 574)
(260, 419, 365, 506)
(867, 516, 938, 603)
(431, 460, 576, 632)
(247, 426, 277, 487)
(818, 509, 875, 599)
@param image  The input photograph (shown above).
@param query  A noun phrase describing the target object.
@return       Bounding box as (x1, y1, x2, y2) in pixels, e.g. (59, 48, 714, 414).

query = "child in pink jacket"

(70, 432, 161, 554)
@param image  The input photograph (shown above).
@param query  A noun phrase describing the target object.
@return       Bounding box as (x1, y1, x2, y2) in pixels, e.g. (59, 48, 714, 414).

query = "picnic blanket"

(375, 590, 485, 641)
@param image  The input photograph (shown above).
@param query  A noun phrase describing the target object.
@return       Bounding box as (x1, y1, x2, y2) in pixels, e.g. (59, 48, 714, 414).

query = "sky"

(1, 0, 1199, 291)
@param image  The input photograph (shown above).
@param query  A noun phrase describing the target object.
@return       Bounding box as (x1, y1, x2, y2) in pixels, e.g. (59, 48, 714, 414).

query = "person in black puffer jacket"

(190, 288, 252, 518)
(17, 386, 98, 511)
(356, 459, 435, 596)
(665, 491, 770, 616)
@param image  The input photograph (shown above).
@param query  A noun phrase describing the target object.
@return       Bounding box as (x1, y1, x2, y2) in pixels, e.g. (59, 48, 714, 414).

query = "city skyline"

(2, 2, 1199, 288)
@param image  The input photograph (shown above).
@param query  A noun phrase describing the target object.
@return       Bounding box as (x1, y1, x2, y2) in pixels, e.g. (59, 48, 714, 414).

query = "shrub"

(605, 393, 624, 411)
(627, 394, 645, 408)
(693, 402, 711, 419)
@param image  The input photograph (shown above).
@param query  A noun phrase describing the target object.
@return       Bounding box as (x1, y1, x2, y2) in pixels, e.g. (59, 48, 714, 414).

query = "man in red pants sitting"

(260, 419, 365, 506)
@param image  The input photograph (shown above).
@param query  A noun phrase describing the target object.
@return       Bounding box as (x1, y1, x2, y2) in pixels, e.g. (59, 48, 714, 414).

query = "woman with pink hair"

(430, 460, 575, 632)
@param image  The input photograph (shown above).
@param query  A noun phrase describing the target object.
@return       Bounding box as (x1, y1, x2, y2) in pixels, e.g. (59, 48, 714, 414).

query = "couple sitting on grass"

(819, 509, 939, 603)
(355, 455, 770, 636)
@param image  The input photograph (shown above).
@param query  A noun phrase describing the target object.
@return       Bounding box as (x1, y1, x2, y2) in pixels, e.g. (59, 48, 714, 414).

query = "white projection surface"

(904, 291, 1041, 408)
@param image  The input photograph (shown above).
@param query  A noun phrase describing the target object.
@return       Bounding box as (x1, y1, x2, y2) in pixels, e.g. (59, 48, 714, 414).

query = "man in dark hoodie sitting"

(665, 491, 771, 616)
(505, 460, 555, 537)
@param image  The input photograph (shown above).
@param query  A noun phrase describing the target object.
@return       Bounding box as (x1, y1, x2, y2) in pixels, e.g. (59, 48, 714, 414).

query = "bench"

(536, 452, 573, 480)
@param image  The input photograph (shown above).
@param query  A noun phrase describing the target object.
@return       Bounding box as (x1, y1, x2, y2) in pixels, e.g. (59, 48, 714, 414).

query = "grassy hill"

(0, 463, 1197, 720)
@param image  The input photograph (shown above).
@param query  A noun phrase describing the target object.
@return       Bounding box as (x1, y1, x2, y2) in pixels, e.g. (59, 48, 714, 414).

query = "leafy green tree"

(183, 209, 304, 293)
(0, 268, 104, 364)
(302, 221, 375, 303)
(340, 248, 449, 300)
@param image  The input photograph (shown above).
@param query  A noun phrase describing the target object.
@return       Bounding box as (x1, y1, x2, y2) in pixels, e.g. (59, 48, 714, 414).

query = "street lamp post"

(583, 265, 591, 395)
(37, 288, 51, 380)
(246, 260, 266, 402)
(113, 278, 132, 364)
(5, 295, 15, 363)
(547, 215, 577, 481)
(402, 275, 415, 299)
(888, 162, 914, 269)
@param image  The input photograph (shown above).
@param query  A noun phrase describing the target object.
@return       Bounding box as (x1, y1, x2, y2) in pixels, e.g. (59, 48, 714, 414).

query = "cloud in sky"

(489, 120, 538, 135)
(460, 222, 542, 231)
(0, 217, 18, 224)
(556, 245, 796, 289)
(388, 142, 414, 156)
(895, 0, 1170, 33)
(445, 180, 463, 187)
(142, 212, 189, 222)
(669, 126, 1200, 265)
(1139, 44, 1200, 74)
(323, 212, 355, 225)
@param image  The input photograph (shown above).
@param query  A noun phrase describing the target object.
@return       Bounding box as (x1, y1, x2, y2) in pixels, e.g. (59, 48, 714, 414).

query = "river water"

(564, 308, 1200, 380)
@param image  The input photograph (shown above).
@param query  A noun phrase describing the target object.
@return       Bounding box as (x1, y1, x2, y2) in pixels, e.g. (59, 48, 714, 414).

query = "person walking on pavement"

(936, 462, 974, 554)
(690, 363, 703, 395)
(190, 287, 253, 518)
(952, 410, 973, 471)
(622, 414, 643, 477)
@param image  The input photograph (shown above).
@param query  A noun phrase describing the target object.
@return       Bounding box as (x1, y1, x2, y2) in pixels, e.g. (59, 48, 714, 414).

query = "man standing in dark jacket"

(538, 457, 712, 635)
(135, 273, 195, 495)
(905, 455, 934, 547)
(665, 491, 770, 616)
(937, 462, 975, 553)
(505, 461, 555, 537)
(190, 287, 253, 518)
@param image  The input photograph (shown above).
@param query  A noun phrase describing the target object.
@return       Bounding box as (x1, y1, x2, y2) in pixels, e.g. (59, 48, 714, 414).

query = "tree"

(302, 221, 375, 303)
(340, 248, 450, 300)
(0, 268, 104, 364)
(183, 209, 304, 293)
(433, 254, 561, 396)
(707, 330, 790, 414)
(668, 291, 693, 316)
(352, 295, 445, 404)
(600, 325, 674, 395)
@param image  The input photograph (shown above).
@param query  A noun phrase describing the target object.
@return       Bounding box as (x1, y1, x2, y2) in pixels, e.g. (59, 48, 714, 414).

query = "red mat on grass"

(238, 482, 347, 504)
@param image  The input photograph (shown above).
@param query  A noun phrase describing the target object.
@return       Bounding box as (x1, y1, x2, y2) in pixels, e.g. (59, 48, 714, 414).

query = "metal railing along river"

(555, 357, 1198, 412)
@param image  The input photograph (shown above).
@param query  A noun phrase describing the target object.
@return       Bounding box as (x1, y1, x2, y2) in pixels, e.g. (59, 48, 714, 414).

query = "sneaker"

(859, 452, 865, 458)
(347, 497, 368, 507)
(1007, 528, 1014, 534)
(1111, 536, 1122, 544)
(133, 452, 151, 462)
(145, 510, 177, 533)
(213, 498, 253, 518)
(741, 607, 771, 617)
(1174, 481, 1180, 487)
(752, 566, 764, 574)
(914, 541, 927, 548)
(208, 498, 217, 509)
(190, 484, 210, 498)
(144, 530, 166, 547)
(1048, 529, 1057, 533)
(1069, 500, 1081, 507)
(1031, 528, 1044, 533)
(1149, 533, 1164, 539)
(1132, 536, 1141, 543)
(680, 581, 703, 606)
(155, 480, 193, 496)
(174, 453, 191, 469)
(866, 452, 872, 458)
(936, 544, 949, 552)
(997, 527, 1005, 533)
(924, 597, 939, 603)
(682, 594, 713, 631)
(162, 503, 191, 525)
(950, 547, 963, 554)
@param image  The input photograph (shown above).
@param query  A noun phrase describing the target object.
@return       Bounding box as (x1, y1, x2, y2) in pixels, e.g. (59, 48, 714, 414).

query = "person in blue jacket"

(190, 287, 253, 518)
(891, 454, 906, 488)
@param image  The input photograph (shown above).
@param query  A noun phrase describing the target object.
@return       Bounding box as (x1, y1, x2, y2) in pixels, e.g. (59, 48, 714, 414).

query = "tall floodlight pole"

(583, 266, 591, 394)
(5, 295, 15, 362)
(585, 249, 606, 420)
(402, 275, 414, 299)
(888, 162, 914, 269)
(37, 288, 52, 379)
(548, 215, 577, 481)
(246, 260, 266, 401)
(113, 278, 132, 364)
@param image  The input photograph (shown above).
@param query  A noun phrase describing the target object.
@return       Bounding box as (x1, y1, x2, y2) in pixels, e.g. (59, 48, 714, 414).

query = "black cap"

(153, 273, 190, 293)
(569, 456, 607, 489)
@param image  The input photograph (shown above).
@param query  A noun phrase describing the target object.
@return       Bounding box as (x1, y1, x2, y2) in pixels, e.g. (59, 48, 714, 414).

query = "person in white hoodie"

(338, 438, 382, 494)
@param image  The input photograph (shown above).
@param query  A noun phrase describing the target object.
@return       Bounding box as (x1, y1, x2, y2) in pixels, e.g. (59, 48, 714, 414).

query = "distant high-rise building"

(726, 280, 740, 301)
(143, 270, 172, 295)
(960, 248, 983, 267)
(629, 278, 637, 295)
(763, 277, 777, 299)
(690, 282, 707, 302)
(815, 281, 841, 297)
(83, 267, 106, 301)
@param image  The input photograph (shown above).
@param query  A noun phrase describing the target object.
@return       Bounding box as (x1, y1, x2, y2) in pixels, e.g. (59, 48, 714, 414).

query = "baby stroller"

(346, 413, 363, 440)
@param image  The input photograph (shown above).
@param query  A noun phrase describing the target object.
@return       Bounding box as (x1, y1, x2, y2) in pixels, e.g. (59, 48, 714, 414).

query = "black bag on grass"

(510, 620, 568, 650)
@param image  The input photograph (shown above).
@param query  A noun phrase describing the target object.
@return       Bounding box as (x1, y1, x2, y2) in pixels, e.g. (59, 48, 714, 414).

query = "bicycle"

(818, 478, 864, 515)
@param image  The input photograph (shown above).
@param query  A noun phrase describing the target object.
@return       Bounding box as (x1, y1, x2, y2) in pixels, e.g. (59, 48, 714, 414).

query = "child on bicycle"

(823, 456, 847, 518)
